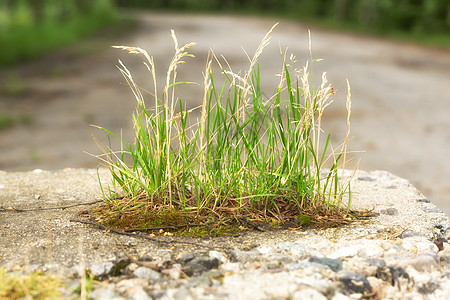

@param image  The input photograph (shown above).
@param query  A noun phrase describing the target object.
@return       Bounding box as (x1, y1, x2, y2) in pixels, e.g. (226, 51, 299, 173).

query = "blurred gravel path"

(1, 12, 450, 215)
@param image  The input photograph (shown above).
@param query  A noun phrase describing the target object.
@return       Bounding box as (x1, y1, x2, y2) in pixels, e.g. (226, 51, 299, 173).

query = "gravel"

(67, 233, 450, 299)
(5, 225, 449, 299)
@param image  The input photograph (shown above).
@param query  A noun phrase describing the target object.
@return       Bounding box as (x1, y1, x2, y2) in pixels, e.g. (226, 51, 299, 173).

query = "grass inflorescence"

(93, 25, 355, 235)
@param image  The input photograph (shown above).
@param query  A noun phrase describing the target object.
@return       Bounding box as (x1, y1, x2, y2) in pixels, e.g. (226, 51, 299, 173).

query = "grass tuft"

(93, 25, 356, 232)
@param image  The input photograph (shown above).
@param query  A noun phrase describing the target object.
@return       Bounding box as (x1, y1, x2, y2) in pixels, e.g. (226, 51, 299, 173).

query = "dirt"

(1, 11, 450, 216)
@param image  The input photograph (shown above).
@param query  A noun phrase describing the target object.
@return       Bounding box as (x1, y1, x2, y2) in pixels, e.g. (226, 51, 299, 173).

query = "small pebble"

(399, 229, 426, 239)
(358, 176, 376, 182)
(422, 206, 444, 214)
(209, 250, 229, 263)
(182, 256, 220, 276)
(292, 288, 327, 300)
(89, 262, 114, 280)
(89, 287, 122, 300)
(133, 267, 162, 281)
(380, 208, 398, 216)
(406, 255, 439, 272)
(417, 198, 431, 203)
(308, 257, 342, 272)
(339, 272, 372, 294)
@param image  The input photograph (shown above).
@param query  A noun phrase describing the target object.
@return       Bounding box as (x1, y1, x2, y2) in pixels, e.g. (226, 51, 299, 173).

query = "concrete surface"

(0, 168, 448, 272)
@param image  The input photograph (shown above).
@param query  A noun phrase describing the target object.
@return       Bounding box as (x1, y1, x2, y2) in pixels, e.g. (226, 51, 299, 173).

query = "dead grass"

(89, 195, 371, 238)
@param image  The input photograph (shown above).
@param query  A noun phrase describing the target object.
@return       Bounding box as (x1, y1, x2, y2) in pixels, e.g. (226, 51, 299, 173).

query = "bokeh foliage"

(0, 0, 117, 65)
(115, 0, 450, 35)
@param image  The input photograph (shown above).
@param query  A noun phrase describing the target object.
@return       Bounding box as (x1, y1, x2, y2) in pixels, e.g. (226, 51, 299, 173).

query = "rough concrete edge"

(1, 168, 449, 272)
(348, 169, 449, 240)
(1, 167, 448, 231)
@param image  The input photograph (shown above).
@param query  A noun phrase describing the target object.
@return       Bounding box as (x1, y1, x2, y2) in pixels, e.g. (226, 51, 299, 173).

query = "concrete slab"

(0, 168, 448, 273)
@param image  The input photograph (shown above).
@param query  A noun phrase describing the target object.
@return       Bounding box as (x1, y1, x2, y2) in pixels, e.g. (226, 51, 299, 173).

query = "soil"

(1, 11, 450, 215)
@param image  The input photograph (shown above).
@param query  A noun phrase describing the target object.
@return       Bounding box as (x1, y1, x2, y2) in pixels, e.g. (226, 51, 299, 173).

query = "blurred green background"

(1, 0, 449, 66)
(0, 0, 117, 65)
(115, 0, 450, 41)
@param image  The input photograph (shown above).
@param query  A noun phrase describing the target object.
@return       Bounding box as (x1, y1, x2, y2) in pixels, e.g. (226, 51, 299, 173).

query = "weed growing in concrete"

(94, 25, 354, 232)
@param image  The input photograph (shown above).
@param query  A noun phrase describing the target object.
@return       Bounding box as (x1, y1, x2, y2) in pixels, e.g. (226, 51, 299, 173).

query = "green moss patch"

(0, 268, 63, 299)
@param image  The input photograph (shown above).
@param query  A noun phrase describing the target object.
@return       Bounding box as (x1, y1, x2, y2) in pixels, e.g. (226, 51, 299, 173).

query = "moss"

(298, 215, 312, 226)
(91, 200, 258, 238)
(96, 206, 190, 230)
(177, 226, 211, 238)
(89, 194, 370, 239)
(0, 268, 63, 299)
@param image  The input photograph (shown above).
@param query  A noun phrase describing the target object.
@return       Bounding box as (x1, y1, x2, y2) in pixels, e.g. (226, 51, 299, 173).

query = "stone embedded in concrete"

(308, 257, 342, 272)
(338, 271, 372, 294)
(133, 267, 162, 282)
(89, 262, 114, 280)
